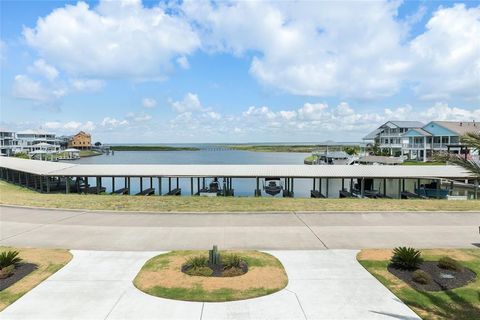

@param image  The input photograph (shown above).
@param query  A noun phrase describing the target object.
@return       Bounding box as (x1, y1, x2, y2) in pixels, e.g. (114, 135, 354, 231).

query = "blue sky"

(1, 0, 479, 143)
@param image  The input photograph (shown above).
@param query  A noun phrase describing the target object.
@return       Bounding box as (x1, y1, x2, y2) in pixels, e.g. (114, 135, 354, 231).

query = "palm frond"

(447, 155, 480, 177)
(460, 132, 480, 152)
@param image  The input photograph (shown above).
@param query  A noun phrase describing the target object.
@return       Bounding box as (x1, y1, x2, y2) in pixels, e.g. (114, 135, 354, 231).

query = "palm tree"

(443, 132, 480, 177)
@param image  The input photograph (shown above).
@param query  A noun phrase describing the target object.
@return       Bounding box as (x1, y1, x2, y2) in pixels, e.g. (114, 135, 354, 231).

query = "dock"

(0, 157, 478, 199)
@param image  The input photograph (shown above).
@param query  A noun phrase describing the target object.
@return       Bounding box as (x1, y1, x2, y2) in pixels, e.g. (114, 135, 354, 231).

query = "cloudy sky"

(1, 0, 479, 143)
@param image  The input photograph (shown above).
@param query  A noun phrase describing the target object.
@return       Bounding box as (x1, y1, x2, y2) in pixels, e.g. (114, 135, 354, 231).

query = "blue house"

(402, 121, 479, 161)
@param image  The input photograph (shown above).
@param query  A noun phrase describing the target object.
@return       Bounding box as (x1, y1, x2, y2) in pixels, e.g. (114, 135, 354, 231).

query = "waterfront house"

(0, 129, 18, 156)
(16, 129, 60, 153)
(403, 121, 479, 161)
(68, 131, 92, 150)
(363, 121, 424, 156)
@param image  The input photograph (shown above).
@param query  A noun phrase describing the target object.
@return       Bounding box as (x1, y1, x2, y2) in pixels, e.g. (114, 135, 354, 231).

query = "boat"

(199, 178, 220, 196)
(312, 151, 357, 165)
(416, 181, 449, 199)
(263, 178, 283, 196)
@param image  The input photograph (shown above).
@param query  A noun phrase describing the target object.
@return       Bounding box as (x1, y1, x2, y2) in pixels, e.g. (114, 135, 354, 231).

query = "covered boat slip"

(0, 157, 478, 199)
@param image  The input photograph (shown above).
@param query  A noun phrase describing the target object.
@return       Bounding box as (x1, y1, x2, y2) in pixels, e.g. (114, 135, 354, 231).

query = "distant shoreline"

(109, 146, 200, 151)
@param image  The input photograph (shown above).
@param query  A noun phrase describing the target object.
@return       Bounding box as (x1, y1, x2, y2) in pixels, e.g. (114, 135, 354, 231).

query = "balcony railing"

(403, 143, 452, 149)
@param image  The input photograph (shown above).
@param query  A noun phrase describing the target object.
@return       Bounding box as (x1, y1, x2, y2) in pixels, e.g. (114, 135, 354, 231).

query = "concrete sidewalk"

(1, 206, 479, 250)
(0, 250, 420, 320)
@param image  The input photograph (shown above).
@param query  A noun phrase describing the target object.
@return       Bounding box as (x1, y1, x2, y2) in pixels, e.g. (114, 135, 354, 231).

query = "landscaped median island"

(357, 248, 480, 320)
(0, 247, 72, 311)
(1, 181, 480, 212)
(133, 247, 288, 302)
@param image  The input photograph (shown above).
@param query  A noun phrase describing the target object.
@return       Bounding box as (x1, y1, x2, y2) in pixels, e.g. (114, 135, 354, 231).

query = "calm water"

(64, 147, 453, 198)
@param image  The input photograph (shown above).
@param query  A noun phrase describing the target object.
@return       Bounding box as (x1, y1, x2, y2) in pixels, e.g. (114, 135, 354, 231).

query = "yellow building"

(68, 131, 92, 150)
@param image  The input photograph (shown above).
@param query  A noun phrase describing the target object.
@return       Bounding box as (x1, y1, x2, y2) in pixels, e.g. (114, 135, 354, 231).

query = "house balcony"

(378, 143, 402, 149)
(403, 143, 451, 150)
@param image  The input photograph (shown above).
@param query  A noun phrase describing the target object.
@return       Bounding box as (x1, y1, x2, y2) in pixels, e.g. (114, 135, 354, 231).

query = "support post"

(360, 178, 365, 198)
(202, 177, 205, 189)
(176, 177, 179, 188)
(341, 178, 344, 191)
(150, 177, 153, 189)
(140, 177, 143, 193)
(326, 178, 329, 198)
(383, 178, 387, 196)
(158, 177, 162, 195)
(350, 178, 353, 193)
(402, 179, 405, 192)
(197, 178, 200, 194)
(255, 177, 260, 197)
(127, 177, 131, 194)
(398, 179, 402, 199)
(96, 177, 100, 194)
(319, 178, 322, 194)
(112, 177, 115, 193)
(66, 177, 70, 194)
(291, 178, 294, 197)
(25, 173, 29, 188)
(190, 177, 194, 196)
(168, 177, 172, 192)
(313, 178, 316, 191)
(46, 177, 50, 193)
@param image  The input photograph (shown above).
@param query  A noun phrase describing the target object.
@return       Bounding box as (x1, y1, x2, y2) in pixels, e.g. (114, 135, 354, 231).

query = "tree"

(13, 152, 29, 159)
(94, 142, 102, 146)
(440, 132, 480, 178)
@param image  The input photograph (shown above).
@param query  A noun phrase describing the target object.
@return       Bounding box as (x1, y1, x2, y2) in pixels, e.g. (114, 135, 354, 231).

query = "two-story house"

(16, 129, 61, 153)
(403, 121, 479, 161)
(68, 131, 92, 150)
(363, 121, 424, 156)
(0, 129, 18, 156)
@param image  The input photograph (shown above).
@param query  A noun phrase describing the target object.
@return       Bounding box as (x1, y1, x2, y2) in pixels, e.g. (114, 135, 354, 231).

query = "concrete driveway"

(0, 250, 420, 320)
(1, 206, 479, 250)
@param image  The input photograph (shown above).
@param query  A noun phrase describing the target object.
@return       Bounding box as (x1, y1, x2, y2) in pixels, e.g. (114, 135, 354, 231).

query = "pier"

(0, 157, 478, 199)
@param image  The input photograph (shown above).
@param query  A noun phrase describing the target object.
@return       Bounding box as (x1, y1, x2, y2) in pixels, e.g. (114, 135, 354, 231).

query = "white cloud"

(126, 112, 152, 122)
(101, 117, 129, 127)
(169, 92, 204, 113)
(44, 120, 95, 131)
(176, 56, 190, 69)
(409, 4, 480, 101)
(29, 59, 59, 81)
(420, 102, 480, 121)
(23, 0, 200, 79)
(142, 97, 157, 108)
(70, 79, 105, 92)
(12, 74, 65, 102)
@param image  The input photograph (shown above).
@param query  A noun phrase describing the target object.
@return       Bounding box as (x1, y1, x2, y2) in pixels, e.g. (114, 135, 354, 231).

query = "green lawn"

(358, 249, 480, 320)
(1, 180, 479, 212)
(402, 160, 446, 166)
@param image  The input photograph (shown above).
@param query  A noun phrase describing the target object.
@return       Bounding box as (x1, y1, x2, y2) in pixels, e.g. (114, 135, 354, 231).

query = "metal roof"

(0, 157, 474, 179)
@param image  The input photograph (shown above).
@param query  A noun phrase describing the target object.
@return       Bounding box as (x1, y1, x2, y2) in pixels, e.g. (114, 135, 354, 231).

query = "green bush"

(438, 256, 462, 271)
(0, 250, 22, 269)
(13, 152, 29, 159)
(222, 267, 244, 277)
(390, 247, 423, 270)
(223, 254, 243, 269)
(412, 270, 431, 284)
(185, 266, 213, 277)
(185, 255, 208, 269)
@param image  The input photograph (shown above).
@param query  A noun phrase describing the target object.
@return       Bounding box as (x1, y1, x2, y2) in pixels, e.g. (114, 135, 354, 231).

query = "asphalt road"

(1, 206, 479, 250)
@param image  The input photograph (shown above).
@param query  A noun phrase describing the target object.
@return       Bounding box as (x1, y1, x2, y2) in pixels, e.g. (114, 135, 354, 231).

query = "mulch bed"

(0, 263, 38, 291)
(182, 262, 248, 277)
(388, 261, 476, 292)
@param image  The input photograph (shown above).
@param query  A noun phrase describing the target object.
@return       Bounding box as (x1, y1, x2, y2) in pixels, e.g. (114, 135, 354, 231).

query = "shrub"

(185, 255, 208, 269)
(0, 250, 22, 269)
(223, 254, 243, 269)
(185, 266, 213, 277)
(412, 270, 431, 284)
(390, 247, 423, 270)
(0, 265, 15, 279)
(222, 267, 244, 277)
(438, 256, 462, 271)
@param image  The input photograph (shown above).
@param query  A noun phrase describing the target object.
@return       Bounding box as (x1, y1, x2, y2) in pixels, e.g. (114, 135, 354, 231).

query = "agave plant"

(390, 247, 423, 270)
(0, 250, 22, 269)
